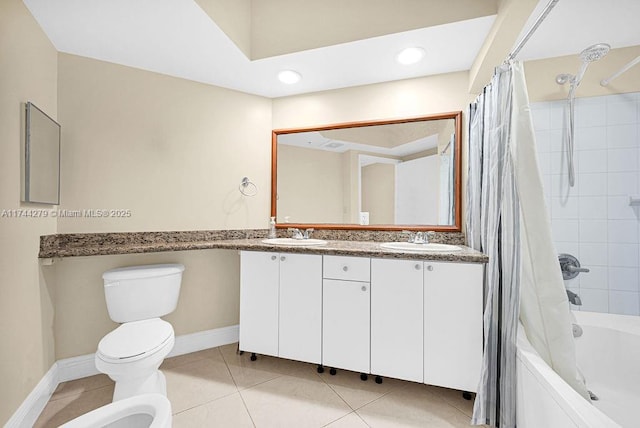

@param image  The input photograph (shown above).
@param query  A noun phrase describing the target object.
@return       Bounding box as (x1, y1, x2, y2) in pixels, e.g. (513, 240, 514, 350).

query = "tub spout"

(566, 289, 582, 306)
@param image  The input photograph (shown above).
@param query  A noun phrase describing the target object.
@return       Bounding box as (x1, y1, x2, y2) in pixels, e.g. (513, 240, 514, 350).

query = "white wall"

(531, 92, 640, 316)
(396, 155, 439, 224)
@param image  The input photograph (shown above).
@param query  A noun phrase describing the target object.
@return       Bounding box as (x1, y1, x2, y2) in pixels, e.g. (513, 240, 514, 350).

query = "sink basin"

(261, 238, 328, 246)
(379, 242, 461, 252)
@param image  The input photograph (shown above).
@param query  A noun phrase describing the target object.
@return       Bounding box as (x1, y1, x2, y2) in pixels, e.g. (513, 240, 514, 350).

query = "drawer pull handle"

(426, 265, 434, 271)
(271, 255, 277, 261)
(415, 264, 421, 270)
(281, 256, 286, 262)
(361, 285, 367, 292)
(343, 266, 349, 272)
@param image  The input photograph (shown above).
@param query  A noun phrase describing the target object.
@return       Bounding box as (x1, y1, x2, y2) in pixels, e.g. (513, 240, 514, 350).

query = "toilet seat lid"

(98, 318, 173, 362)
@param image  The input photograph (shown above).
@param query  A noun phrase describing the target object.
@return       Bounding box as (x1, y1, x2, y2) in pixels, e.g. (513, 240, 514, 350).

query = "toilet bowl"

(60, 393, 171, 428)
(96, 318, 175, 401)
(97, 264, 184, 401)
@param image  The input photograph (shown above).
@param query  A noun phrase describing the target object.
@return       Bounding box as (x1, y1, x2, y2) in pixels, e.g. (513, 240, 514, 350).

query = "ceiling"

(22, 0, 640, 98)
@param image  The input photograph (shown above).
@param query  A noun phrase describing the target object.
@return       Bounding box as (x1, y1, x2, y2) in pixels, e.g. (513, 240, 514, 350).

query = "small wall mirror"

(22, 102, 61, 205)
(272, 111, 462, 231)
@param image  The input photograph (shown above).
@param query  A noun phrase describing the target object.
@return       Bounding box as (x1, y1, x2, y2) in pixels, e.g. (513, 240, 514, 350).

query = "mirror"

(271, 111, 462, 231)
(22, 102, 61, 205)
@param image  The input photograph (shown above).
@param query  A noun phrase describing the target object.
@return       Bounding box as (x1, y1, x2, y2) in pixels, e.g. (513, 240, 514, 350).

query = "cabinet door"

(322, 279, 370, 373)
(239, 251, 279, 357)
(371, 258, 424, 382)
(279, 253, 322, 364)
(424, 262, 483, 392)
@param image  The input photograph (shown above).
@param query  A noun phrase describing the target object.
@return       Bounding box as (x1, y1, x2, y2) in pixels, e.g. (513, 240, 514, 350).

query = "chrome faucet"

(288, 228, 303, 239)
(566, 289, 582, 306)
(402, 230, 429, 244)
(559, 253, 589, 280)
(288, 228, 314, 240)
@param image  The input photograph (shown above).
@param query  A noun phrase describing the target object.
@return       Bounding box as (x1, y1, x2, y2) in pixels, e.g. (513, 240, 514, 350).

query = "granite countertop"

(223, 239, 487, 263)
(39, 229, 488, 263)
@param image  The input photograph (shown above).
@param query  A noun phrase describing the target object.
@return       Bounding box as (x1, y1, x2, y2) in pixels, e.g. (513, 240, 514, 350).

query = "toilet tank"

(102, 264, 185, 323)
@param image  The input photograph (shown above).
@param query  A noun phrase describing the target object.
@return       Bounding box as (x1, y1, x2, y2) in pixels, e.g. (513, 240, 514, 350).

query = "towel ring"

(239, 177, 258, 197)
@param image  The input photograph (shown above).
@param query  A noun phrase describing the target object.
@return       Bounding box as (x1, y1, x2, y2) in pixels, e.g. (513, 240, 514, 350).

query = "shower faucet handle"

(558, 253, 589, 280)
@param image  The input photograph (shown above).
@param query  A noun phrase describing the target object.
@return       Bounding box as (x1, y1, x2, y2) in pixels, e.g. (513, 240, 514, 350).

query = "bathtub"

(516, 311, 640, 428)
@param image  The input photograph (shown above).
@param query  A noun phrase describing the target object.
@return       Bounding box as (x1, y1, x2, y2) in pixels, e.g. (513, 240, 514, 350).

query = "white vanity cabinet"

(239, 251, 322, 364)
(370, 258, 424, 383)
(423, 261, 483, 392)
(239, 250, 484, 393)
(322, 256, 371, 373)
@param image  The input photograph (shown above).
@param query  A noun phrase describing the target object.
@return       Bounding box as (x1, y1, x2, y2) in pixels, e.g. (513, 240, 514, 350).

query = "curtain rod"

(600, 55, 640, 86)
(504, 0, 560, 64)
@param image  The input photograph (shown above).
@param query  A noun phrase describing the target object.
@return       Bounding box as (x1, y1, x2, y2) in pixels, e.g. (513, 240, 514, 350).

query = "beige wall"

(277, 145, 345, 224)
(0, 0, 58, 423)
(272, 71, 473, 128)
(57, 53, 272, 233)
(50, 54, 273, 360)
(361, 163, 395, 224)
(52, 250, 239, 359)
(525, 45, 640, 102)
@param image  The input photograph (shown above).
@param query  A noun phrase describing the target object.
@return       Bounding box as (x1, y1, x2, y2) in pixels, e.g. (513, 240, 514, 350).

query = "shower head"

(563, 43, 611, 87)
(580, 43, 611, 63)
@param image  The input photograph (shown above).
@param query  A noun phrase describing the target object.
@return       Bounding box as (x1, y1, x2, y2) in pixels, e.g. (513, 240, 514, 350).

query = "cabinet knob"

(426, 265, 434, 271)
(271, 255, 277, 261)
(415, 264, 421, 270)
(343, 266, 349, 272)
(361, 285, 367, 292)
(280, 256, 286, 262)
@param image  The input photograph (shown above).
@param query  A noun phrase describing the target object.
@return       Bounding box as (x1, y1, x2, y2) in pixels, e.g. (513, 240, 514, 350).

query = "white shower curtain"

(510, 62, 589, 401)
(468, 61, 588, 428)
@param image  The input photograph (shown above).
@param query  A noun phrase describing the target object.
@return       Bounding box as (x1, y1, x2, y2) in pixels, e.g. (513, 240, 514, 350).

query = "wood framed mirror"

(271, 111, 462, 231)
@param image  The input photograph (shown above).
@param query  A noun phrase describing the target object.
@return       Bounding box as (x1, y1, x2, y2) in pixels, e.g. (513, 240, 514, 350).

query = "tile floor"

(35, 343, 484, 427)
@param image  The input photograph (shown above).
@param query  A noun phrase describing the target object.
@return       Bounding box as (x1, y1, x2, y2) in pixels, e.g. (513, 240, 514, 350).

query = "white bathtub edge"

(516, 323, 620, 428)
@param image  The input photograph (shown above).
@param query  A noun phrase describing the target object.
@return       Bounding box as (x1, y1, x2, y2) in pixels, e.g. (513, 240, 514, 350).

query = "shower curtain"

(467, 61, 588, 428)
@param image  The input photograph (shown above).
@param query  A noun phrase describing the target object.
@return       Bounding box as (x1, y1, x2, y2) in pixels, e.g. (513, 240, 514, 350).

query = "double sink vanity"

(239, 233, 485, 393)
(38, 110, 488, 394)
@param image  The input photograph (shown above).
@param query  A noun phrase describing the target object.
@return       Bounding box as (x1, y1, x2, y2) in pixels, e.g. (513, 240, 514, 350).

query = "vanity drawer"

(323, 256, 370, 282)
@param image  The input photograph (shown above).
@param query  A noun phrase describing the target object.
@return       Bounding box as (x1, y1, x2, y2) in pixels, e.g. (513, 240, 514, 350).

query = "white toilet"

(96, 264, 184, 401)
(60, 393, 172, 428)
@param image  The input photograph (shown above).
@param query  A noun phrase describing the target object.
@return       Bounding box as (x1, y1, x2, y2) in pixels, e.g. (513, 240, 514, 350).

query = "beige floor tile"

(240, 375, 352, 428)
(221, 343, 319, 389)
(50, 374, 113, 401)
(161, 346, 224, 370)
(324, 411, 370, 427)
(432, 386, 476, 418)
(356, 382, 474, 428)
(172, 392, 254, 427)
(165, 357, 238, 413)
(319, 370, 405, 410)
(34, 384, 114, 428)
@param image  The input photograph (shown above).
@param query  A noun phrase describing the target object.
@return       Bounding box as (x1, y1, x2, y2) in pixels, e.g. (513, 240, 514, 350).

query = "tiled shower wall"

(531, 92, 640, 316)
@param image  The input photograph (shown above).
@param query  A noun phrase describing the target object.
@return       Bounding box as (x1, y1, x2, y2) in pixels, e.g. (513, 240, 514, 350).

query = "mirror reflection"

(273, 112, 461, 230)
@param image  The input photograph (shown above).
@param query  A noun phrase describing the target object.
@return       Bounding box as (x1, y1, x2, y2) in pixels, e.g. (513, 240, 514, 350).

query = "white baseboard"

(57, 353, 101, 383)
(169, 324, 239, 358)
(4, 363, 59, 428)
(7, 324, 239, 427)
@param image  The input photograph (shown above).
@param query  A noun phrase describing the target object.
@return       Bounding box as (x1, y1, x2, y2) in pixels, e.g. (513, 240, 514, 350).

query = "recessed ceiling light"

(278, 70, 302, 84)
(396, 47, 426, 65)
